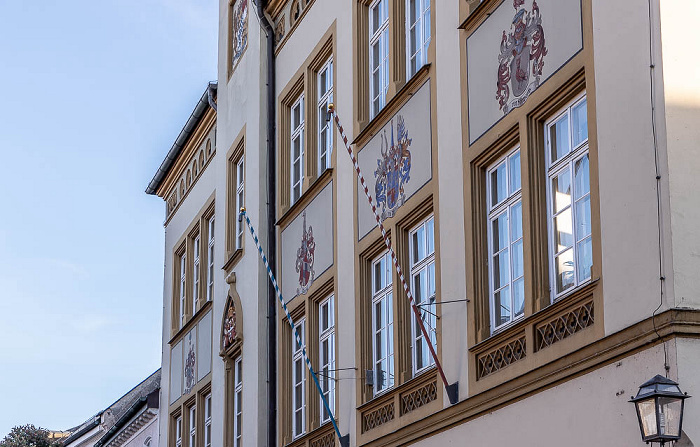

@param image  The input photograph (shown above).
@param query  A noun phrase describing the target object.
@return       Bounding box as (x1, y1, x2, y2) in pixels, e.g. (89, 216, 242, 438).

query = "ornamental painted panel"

(281, 182, 334, 301)
(231, 0, 248, 70)
(357, 80, 432, 240)
(170, 340, 183, 404)
(183, 329, 197, 395)
(467, 0, 582, 144)
(197, 311, 212, 381)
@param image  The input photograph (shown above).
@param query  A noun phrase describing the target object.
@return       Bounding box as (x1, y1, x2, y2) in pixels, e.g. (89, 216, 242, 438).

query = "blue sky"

(0, 0, 217, 437)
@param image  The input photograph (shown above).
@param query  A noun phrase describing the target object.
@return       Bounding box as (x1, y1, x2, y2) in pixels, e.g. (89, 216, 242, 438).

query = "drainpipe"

(256, 0, 277, 445)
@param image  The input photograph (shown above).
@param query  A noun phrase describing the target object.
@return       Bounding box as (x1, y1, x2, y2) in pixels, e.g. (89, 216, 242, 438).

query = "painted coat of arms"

(496, 0, 548, 114)
(183, 332, 196, 394)
(232, 0, 248, 69)
(295, 211, 316, 295)
(374, 116, 412, 222)
(223, 301, 237, 350)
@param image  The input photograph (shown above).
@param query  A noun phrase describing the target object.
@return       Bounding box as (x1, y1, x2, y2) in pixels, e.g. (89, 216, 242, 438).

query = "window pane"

(490, 161, 507, 207)
(512, 239, 524, 279)
(511, 201, 522, 241)
(574, 154, 590, 200)
(509, 151, 521, 193)
(428, 263, 435, 298)
(576, 195, 592, 239)
(492, 212, 508, 253)
(293, 104, 300, 129)
(513, 277, 525, 317)
(571, 99, 588, 147)
(493, 250, 509, 290)
(426, 218, 434, 255)
(371, 2, 380, 34)
(413, 225, 425, 263)
(494, 286, 510, 326)
(552, 169, 571, 214)
(554, 208, 574, 252)
(555, 249, 575, 294)
(374, 261, 382, 292)
(550, 114, 570, 163)
(577, 236, 593, 281)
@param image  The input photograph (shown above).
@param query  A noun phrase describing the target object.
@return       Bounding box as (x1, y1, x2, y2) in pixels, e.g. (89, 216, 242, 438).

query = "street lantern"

(630, 375, 690, 445)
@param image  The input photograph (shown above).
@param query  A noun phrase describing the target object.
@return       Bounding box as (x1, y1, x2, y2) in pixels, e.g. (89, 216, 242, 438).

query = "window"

(371, 252, 394, 394)
(175, 416, 182, 447)
(369, 0, 389, 118)
(207, 217, 215, 301)
(193, 235, 201, 310)
(188, 405, 196, 447)
(487, 148, 524, 331)
(317, 58, 334, 175)
(204, 394, 212, 447)
(179, 253, 187, 329)
(406, 0, 430, 78)
(233, 358, 242, 447)
(292, 319, 306, 438)
(409, 216, 436, 373)
(318, 295, 335, 423)
(236, 158, 244, 249)
(291, 95, 305, 204)
(546, 95, 591, 299)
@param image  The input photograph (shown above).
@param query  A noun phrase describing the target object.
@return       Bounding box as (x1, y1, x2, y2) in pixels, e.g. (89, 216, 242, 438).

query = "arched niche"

(220, 271, 243, 356)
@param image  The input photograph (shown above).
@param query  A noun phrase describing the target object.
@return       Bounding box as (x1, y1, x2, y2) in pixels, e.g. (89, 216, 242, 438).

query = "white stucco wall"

(412, 344, 683, 447)
(658, 0, 700, 310)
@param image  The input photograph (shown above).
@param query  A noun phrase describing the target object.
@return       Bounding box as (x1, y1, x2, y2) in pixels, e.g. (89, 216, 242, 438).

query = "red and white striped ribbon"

(328, 104, 452, 393)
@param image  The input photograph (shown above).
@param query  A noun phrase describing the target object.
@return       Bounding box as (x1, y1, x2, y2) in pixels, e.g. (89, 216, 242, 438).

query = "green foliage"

(0, 425, 61, 447)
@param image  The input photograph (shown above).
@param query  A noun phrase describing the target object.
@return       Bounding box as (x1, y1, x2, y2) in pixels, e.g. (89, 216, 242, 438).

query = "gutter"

(145, 83, 218, 195)
(255, 1, 278, 446)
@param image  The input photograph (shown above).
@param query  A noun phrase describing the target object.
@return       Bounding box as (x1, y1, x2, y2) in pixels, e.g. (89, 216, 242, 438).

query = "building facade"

(149, 0, 699, 446)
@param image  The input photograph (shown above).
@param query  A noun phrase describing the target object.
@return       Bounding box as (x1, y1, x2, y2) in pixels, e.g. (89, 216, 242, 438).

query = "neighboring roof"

(94, 389, 159, 447)
(145, 82, 217, 195)
(62, 370, 161, 446)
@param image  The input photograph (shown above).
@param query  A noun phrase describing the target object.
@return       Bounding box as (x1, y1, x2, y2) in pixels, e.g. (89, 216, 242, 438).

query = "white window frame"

(188, 405, 196, 447)
(204, 393, 212, 447)
(409, 215, 436, 375)
(317, 58, 334, 176)
(175, 415, 182, 447)
(371, 251, 394, 395)
(193, 235, 200, 311)
(369, 0, 389, 119)
(236, 157, 245, 249)
(233, 357, 242, 447)
(486, 147, 524, 332)
(318, 295, 335, 423)
(292, 319, 306, 438)
(290, 95, 305, 204)
(545, 94, 591, 301)
(207, 217, 215, 302)
(405, 0, 430, 78)
(180, 254, 187, 328)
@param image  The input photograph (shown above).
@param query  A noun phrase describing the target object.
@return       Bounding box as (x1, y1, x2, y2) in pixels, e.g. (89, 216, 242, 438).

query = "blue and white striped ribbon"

(239, 208, 343, 442)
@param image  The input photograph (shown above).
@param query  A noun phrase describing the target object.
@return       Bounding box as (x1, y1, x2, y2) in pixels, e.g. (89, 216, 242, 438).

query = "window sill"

(284, 421, 336, 447)
(353, 64, 431, 150)
(470, 279, 600, 383)
(277, 168, 334, 229)
(169, 300, 213, 345)
(222, 248, 243, 272)
(358, 368, 439, 439)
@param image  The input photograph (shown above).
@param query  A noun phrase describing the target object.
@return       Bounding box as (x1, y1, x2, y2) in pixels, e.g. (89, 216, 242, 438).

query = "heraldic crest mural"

(496, 0, 548, 114)
(183, 331, 196, 394)
(374, 115, 412, 222)
(222, 298, 238, 351)
(231, 0, 248, 69)
(295, 211, 316, 295)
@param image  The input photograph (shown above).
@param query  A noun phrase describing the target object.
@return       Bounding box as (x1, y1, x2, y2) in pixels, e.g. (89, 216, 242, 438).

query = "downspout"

(257, 1, 277, 446)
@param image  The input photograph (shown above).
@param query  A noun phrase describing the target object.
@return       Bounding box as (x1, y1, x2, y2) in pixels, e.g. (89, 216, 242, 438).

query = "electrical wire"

(646, 0, 669, 376)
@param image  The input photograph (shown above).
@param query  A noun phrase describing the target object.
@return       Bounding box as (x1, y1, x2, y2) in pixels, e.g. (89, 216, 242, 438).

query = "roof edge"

(145, 82, 217, 196)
